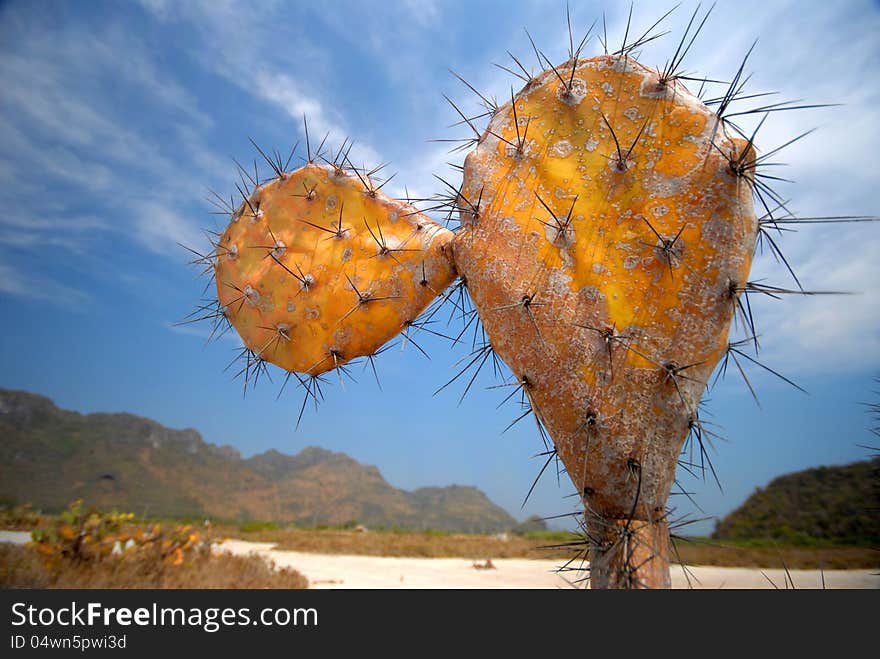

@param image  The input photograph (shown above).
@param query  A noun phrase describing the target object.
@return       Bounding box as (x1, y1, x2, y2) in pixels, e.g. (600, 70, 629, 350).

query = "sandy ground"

(0, 530, 33, 545)
(2, 531, 875, 589)
(217, 539, 880, 589)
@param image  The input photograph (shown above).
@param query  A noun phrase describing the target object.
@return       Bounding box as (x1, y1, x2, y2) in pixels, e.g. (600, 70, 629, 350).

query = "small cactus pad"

(455, 55, 758, 519)
(215, 163, 456, 376)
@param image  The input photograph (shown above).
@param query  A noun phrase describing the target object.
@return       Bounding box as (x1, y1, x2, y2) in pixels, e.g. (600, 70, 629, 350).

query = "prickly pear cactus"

(214, 163, 456, 376)
(453, 55, 757, 587)
(191, 9, 872, 589)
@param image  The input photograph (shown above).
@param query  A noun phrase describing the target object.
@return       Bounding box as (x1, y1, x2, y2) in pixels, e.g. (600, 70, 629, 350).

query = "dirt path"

(218, 539, 880, 589)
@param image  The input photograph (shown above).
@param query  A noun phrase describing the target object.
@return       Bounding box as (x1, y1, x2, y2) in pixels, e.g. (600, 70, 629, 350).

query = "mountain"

(712, 458, 879, 544)
(0, 388, 517, 532)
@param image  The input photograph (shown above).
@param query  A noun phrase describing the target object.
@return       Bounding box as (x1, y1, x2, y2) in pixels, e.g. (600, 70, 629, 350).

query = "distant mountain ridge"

(0, 388, 516, 532)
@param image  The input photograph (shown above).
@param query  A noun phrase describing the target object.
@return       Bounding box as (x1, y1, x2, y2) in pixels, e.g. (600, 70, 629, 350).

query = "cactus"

(188, 7, 876, 588)
(211, 154, 456, 390)
(453, 52, 758, 588)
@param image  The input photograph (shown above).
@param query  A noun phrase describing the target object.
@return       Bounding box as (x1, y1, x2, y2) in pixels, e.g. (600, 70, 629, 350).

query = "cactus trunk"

(587, 517, 671, 589)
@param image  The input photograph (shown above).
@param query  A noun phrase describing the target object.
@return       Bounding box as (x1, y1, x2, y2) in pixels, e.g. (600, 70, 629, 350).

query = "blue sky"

(1, 0, 878, 534)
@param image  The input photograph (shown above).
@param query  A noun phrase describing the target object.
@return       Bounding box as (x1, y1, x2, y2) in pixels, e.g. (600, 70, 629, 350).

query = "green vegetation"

(0, 388, 515, 533)
(713, 459, 879, 545)
(512, 515, 549, 535)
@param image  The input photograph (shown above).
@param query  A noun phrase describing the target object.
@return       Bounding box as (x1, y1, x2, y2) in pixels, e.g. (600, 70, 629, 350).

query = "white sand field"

(217, 538, 879, 589)
(3, 531, 875, 589)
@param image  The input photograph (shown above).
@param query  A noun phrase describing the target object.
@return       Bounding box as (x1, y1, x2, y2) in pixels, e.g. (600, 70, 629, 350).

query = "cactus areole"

(209, 53, 761, 588)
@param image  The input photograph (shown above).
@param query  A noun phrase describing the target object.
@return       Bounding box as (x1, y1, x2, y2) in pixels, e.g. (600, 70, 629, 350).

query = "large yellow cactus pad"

(214, 163, 456, 376)
(455, 55, 758, 519)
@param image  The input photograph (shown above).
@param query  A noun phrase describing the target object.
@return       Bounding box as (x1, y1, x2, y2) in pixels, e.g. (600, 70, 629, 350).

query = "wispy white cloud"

(165, 320, 243, 346)
(131, 201, 207, 256)
(401, 0, 440, 27)
(748, 228, 880, 374)
(0, 1, 228, 303)
(252, 70, 382, 168)
(0, 261, 92, 309)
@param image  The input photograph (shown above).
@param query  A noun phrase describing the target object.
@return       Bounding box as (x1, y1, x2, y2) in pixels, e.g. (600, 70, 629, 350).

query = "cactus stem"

(658, 360, 704, 408)
(583, 459, 672, 587)
(345, 157, 394, 197)
(587, 517, 672, 589)
(600, 111, 649, 172)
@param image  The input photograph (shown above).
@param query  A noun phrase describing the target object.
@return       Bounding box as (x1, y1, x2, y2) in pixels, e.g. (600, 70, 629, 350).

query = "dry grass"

(224, 526, 879, 569)
(0, 504, 47, 531)
(226, 527, 561, 559)
(0, 543, 308, 589)
(670, 539, 878, 570)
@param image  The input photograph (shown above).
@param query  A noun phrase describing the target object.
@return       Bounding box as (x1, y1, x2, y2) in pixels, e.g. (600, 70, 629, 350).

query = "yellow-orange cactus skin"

(455, 55, 758, 521)
(214, 163, 456, 376)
